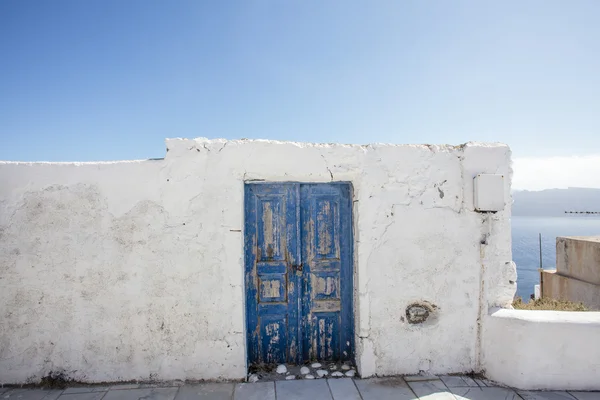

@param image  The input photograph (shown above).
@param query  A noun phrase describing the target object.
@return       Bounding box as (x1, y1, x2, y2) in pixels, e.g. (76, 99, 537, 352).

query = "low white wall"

(483, 308, 600, 390)
(0, 138, 514, 384)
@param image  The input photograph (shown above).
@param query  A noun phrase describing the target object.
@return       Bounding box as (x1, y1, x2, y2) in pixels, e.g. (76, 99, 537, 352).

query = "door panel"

(245, 183, 300, 365)
(245, 182, 353, 367)
(300, 183, 354, 363)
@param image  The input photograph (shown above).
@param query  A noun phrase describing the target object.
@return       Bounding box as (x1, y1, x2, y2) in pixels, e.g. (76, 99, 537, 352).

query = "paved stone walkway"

(1, 376, 598, 400)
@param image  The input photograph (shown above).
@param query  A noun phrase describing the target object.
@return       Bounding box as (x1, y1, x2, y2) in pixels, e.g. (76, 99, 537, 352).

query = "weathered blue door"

(244, 182, 354, 366)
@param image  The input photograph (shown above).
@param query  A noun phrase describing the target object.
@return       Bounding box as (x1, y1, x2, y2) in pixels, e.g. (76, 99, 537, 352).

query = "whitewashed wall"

(483, 308, 600, 390)
(0, 138, 514, 384)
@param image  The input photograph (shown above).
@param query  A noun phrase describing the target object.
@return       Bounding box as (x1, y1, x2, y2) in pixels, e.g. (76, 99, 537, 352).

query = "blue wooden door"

(245, 182, 353, 366)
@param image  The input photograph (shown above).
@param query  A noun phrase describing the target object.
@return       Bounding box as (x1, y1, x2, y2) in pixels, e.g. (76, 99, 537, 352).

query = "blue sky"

(1, 1, 599, 165)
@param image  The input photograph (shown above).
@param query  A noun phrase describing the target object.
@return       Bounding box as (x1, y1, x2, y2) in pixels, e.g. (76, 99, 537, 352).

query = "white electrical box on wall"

(474, 174, 505, 212)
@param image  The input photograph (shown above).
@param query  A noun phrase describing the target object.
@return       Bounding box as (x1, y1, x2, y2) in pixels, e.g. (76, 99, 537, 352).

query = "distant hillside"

(512, 188, 600, 216)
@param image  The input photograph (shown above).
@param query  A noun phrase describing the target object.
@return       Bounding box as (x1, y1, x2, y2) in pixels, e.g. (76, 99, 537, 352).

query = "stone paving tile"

(475, 379, 504, 388)
(518, 392, 577, 400)
(275, 379, 332, 400)
(58, 393, 106, 400)
(404, 374, 440, 382)
(354, 377, 416, 400)
(108, 385, 140, 391)
(568, 393, 600, 400)
(233, 382, 275, 400)
(450, 386, 521, 400)
(462, 378, 479, 387)
(326, 379, 361, 400)
(104, 387, 178, 400)
(440, 376, 479, 388)
(407, 380, 456, 400)
(484, 380, 506, 388)
(161, 382, 186, 388)
(2, 380, 598, 400)
(175, 384, 233, 400)
(2, 389, 62, 400)
(41, 391, 63, 400)
(61, 388, 109, 395)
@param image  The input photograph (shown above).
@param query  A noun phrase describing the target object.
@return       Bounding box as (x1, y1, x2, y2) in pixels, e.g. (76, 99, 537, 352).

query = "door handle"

(292, 263, 303, 273)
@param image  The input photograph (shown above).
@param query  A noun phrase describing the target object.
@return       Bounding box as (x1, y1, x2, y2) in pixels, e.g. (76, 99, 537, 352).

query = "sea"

(512, 215, 600, 299)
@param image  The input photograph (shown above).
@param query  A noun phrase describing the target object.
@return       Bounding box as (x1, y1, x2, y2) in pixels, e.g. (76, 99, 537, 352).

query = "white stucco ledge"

(483, 307, 600, 390)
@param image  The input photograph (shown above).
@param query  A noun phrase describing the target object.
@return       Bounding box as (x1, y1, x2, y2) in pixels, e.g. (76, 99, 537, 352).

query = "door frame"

(242, 181, 356, 368)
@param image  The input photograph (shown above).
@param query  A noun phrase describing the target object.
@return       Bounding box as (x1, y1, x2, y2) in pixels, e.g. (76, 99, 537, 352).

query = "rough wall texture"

(0, 138, 513, 384)
(541, 271, 600, 310)
(556, 236, 600, 284)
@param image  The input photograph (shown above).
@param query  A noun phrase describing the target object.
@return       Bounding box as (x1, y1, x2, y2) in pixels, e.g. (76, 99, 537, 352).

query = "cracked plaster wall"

(0, 138, 514, 384)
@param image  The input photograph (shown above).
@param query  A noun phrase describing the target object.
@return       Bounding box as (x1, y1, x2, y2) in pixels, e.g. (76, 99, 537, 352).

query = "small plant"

(513, 296, 590, 311)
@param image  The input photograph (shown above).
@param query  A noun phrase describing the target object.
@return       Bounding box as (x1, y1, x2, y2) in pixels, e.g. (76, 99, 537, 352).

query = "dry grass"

(513, 296, 590, 311)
